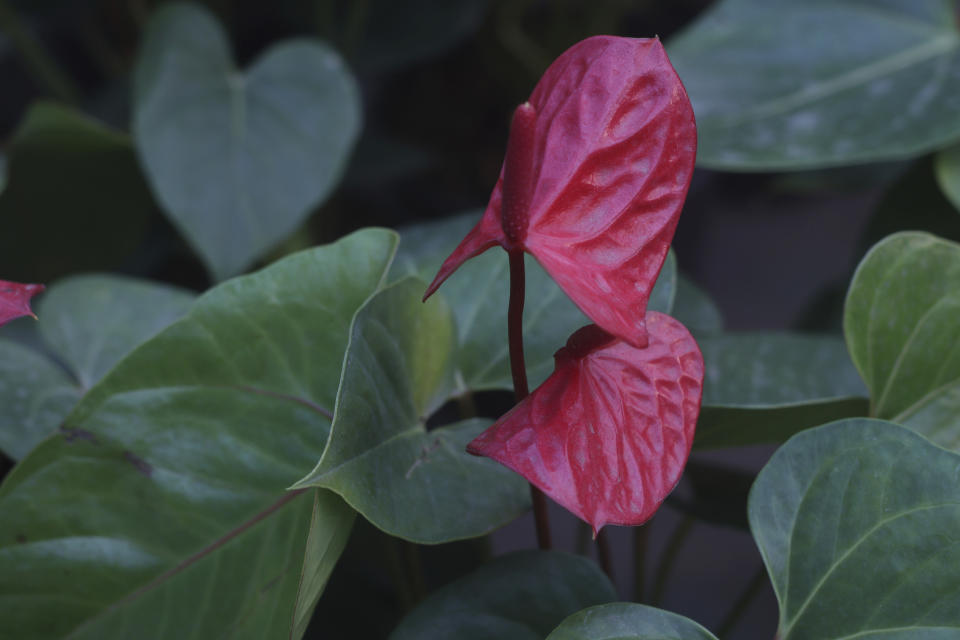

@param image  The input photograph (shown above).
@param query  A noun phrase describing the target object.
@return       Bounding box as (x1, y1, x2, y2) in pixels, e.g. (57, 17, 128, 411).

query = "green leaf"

(0, 339, 79, 460)
(694, 333, 869, 448)
(390, 550, 617, 640)
(392, 212, 676, 391)
(0, 275, 195, 460)
(749, 418, 960, 639)
(0, 102, 152, 281)
(668, 0, 960, 170)
(935, 144, 960, 214)
(0, 229, 396, 638)
(546, 603, 718, 640)
(38, 274, 196, 388)
(671, 274, 723, 337)
(293, 278, 530, 543)
(844, 232, 960, 422)
(897, 380, 960, 451)
(290, 490, 355, 640)
(133, 2, 361, 281)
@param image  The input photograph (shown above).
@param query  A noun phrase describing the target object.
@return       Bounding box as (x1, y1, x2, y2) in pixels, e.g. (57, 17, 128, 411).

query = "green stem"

(385, 536, 425, 612)
(717, 564, 768, 637)
(574, 519, 591, 556)
(633, 522, 650, 602)
(0, 0, 79, 103)
(651, 515, 695, 606)
(402, 540, 426, 606)
(596, 528, 613, 580)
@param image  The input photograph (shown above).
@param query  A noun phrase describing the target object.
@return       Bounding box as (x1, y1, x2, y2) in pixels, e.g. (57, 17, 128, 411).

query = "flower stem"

(508, 249, 551, 549)
(633, 522, 650, 602)
(717, 563, 768, 637)
(651, 514, 695, 605)
(596, 529, 613, 580)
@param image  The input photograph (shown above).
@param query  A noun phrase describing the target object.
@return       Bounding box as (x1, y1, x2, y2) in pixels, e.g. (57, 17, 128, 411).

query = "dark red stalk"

(503, 101, 551, 549)
(507, 249, 551, 549)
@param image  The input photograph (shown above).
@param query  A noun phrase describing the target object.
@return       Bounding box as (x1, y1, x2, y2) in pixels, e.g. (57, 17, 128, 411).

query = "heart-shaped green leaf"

(668, 0, 960, 170)
(293, 277, 530, 543)
(391, 212, 675, 392)
(844, 232, 960, 441)
(750, 418, 960, 639)
(935, 145, 960, 215)
(0, 103, 152, 281)
(0, 229, 396, 638)
(390, 550, 617, 640)
(546, 603, 718, 640)
(133, 2, 361, 281)
(694, 333, 868, 448)
(0, 275, 195, 460)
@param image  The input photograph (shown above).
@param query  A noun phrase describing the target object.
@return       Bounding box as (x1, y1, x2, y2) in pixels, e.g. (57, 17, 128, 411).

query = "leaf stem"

(633, 522, 650, 602)
(508, 249, 551, 549)
(596, 528, 613, 580)
(717, 563, 768, 637)
(651, 514, 695, 605)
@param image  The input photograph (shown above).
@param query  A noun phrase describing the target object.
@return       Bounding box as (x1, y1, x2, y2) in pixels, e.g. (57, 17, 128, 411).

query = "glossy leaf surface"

(390, 550, 616, 640)
(546, 603, 717, 640)
(669, 0, 960, 169)
(393, 212, 676, 390)
(469, 313, 703, 531)
(0, 229, 396, 638)
(693, 333, 868, 449)
(0, 275, 195, 460)
(133, 3, 361, 280)
(425, 36, 696, 348)
(750, 419, 960, 638)
(38, 274, 196, 388)
(845, 232, 960, 421)
(293, 278, 530, 543)
(935, 144, 960, 215)
(0, 339, 78, 460)
(0, 280, 42, 326)
(0, 103, 152, 282)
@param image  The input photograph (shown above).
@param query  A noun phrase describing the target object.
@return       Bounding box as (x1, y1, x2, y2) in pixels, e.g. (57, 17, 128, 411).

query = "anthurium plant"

(1, 2, 960, 639)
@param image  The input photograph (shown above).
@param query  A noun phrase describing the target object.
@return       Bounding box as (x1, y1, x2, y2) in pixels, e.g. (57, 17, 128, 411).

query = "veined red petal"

(424, 36, 696, 347)
(0, 280, 44, 327)
(467, 312, 704, 533)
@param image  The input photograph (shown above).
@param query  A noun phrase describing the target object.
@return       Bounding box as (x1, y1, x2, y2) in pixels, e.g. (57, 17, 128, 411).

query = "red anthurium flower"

(467, 313, 704, 533)
(0, 280, 43, 327)
(424, 36, 696, 348)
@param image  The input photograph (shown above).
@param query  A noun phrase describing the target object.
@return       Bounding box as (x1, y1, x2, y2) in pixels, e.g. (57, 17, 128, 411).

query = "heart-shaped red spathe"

(467, 312, 704, 533)
(424, 36, 697, 348)
(0, 280, 44, 327)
